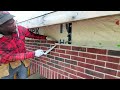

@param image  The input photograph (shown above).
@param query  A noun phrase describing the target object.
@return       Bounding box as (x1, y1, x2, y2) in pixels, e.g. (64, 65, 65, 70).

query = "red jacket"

(0, 25, 46, 64)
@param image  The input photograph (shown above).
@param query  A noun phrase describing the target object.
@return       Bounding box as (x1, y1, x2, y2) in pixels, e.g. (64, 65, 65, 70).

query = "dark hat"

(0, 11, 15, 25)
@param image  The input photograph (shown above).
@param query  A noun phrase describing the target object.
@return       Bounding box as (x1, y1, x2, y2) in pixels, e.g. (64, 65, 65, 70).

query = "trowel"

(43, 44, 57, 55)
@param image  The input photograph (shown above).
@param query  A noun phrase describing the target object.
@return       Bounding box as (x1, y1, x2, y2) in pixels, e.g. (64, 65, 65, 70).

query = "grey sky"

(9, 11, 53, 22)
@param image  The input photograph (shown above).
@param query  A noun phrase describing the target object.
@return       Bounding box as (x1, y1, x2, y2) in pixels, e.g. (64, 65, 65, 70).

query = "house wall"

(25, 15, 120, 79)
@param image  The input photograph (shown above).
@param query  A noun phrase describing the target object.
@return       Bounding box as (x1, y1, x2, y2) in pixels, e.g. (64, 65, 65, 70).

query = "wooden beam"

(18, 11, 120, 28)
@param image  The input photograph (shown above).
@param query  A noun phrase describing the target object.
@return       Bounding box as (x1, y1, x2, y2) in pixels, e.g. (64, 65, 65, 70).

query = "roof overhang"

(18, 11, 120, 28)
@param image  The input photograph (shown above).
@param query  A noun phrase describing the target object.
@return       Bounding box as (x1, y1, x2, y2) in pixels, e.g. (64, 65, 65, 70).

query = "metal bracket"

(66, 23, 72, 44)
(29, 27, 39, 35)
(60, 24, 63, 33)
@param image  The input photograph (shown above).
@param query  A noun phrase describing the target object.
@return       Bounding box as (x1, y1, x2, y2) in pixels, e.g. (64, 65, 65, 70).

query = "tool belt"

(0, 59, 30, 78)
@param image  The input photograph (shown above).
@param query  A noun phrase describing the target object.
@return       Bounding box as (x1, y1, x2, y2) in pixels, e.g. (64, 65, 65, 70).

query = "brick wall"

(25, 39, 120, 79)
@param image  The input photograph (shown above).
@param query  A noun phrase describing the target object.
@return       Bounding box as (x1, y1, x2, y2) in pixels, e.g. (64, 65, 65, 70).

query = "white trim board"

(18, 11, 120, 28)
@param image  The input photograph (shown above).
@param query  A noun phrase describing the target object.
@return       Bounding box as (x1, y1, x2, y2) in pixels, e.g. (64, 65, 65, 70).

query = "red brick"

(64, 63, 71, 68)
(40, 40, 46, 43)
(44, 68, 46, 78)
(60, 45, 71, 50)
(71, 56, 85, 62)
(25, 40, 32, 42)
(72, 46, 86, 52)
(77, 66, 85, 73)
(55, 72, 57, 79)
(42, 67, 45, 77)
(49, 67, 54, 71)
(63, 71, 69, 76)
(31, 60, 37, 63)
(50, 52, 59, 57)
(71, 65, 84, 73)
(61, 75, 65, 79)
(65, 77, 69, 79)
(37, 61, 42, 65)
(107, 56, 120, 63)
(86, 59, 95, 64)
(58, 74, 61, 79)
(95, 61, 105, 67)
(87, 48, 107, 54)
(118, 65, 120, 70)
(45, 68, 47, 78)
(85, 69, 104, 78)
(77, 76, 84, 79)
(71, 46, 79, 51)
(58, 61, 65, 66)
(47, 40, 56, 44)
(106, 63, 119, 70)
(79, 52, 96, 59)
(97, 55, 120, 63)
(91, 70, 103, 78)
(78, 62, 94, 70)
(108, 50, 120, 57)
(34, 64, 36, 73)
(60, 74, 63, 79)
(34, 46, 39, 48)
(49, 70, 52, 79)
(60, 66, 65, 71)
(38, 65, 40, 73)
(47, 62, 54, 67)
(46, 69, 49, 79)
(30, 46, 35, 48)
(66, 50, 78, 56)
(50, 70, 53, 79)
(65, 59, 77, 65)
(33, 64, 35, 73)
(60, 54, 70, 59)
(56, 45, 60, 49)
(69, 74, 78, 79)
(94, 77, 101, 79)
(50, 67, 58, 72)
(105, 75, 118, 79)
(77, 72, 93, 79)
(97, 55, 107, 61)
(58, 70, 64, 74)
(36, 64, 38, 72)
(65, 68, 77, 75)
(46, 69, 48, 79)
(39, 56, 44, 60)
(71, 65, 77, 70)
(40, 66, 42, 75)
(95, 66, 105, 73)
(52, 71, 54, 79)
(117, 71, 120, 77)
(41, 59, 46, 64)
(41, 47, 48, 50)
(41, 66, 43, 76)
(104, 68, 117, 76)
(43, 57, 51, 62)
(39, 44, 45, 46)
(30, 66, 33, 75)
(56, 49, 65, 53)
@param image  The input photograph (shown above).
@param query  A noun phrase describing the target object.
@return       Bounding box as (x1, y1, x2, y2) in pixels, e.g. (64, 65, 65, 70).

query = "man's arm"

(0, 51, 35, 64)
(0, 49, 45, 64)
(21, 26, 47, 39)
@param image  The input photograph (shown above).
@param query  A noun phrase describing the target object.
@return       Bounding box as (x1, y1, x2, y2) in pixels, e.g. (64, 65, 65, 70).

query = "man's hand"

(35, 49, 44, 57)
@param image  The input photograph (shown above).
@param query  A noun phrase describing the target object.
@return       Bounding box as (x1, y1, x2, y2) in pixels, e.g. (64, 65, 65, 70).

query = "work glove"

(35, 49, 44, 57)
